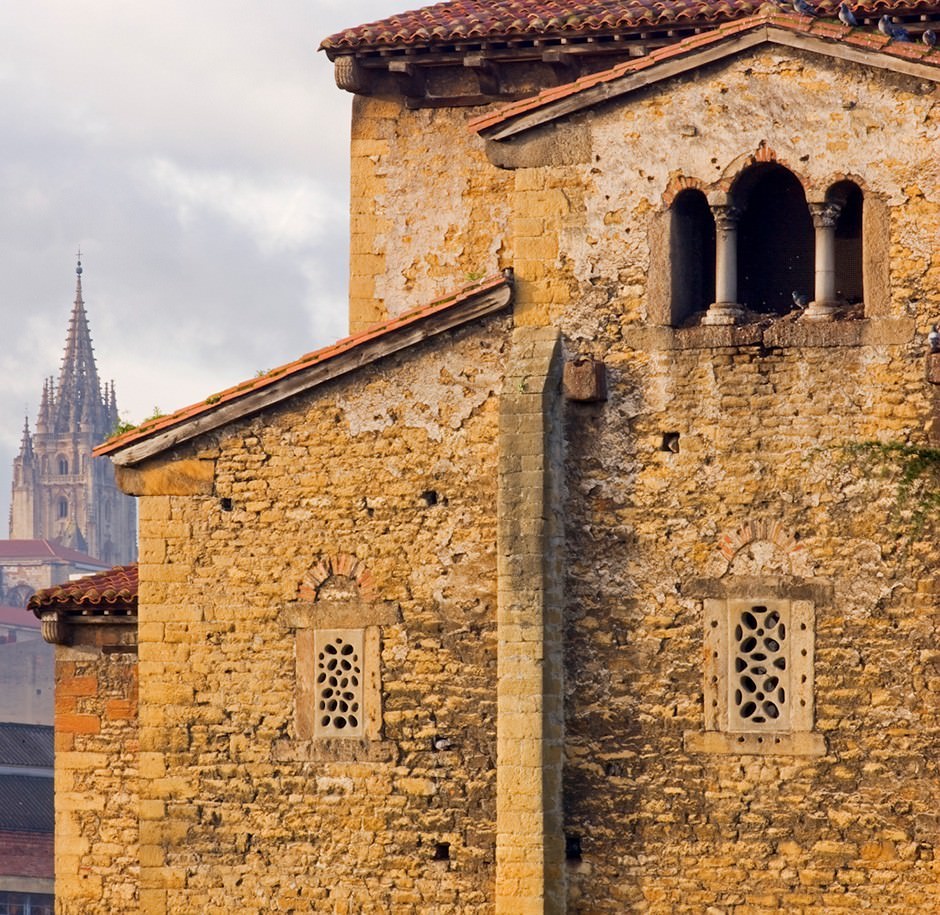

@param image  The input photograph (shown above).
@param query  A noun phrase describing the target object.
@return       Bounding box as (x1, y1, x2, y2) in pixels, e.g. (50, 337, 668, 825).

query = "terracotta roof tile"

(28, 564, 138, 613)
(95, 274, 511, 459)
(470, 10, 940, 133)
(322, 0, 939, 52)
(0, 539, 110, 566)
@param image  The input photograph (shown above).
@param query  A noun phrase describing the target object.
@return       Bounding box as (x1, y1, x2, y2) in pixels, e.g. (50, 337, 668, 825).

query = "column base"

(802, 301, 839, 321)
(701, 302, 745, 326)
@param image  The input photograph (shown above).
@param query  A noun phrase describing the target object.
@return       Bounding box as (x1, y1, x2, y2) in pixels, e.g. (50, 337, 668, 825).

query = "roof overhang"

(96, 275, 514, 468)
(472, 14, 940, 141)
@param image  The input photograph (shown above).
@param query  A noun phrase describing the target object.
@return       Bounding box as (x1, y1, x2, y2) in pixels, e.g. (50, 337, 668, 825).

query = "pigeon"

(838, 3, 858, 26)
(929, 324, 940, 353)
(432, 736, 453, 751)
(924, 28, 937, 48)
(792, 291, 810, 309)
(793, 0, 819, 16)
(879, 15, 911, 40)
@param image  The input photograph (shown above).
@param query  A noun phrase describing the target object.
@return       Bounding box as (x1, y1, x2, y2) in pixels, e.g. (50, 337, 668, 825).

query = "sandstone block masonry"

(130, 321, 512, 914)
(53, 630, 138, 914)
(74, 11, 940, 914)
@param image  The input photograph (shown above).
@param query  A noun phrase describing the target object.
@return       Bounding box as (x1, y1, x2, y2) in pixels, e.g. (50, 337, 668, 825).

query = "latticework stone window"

(685, 597, 824, 756)
(728, 603, 790, 730)
(313, 629, 365, 738)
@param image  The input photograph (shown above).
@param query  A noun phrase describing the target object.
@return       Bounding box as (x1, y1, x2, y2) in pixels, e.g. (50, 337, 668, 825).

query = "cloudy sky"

(0, 0, 404, 524)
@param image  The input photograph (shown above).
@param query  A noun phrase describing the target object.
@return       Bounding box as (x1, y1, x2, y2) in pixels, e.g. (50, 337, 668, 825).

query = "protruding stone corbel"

(563, 356, 607, 402)
(41, 612, 69, 646)
(805, 201, 843, 321)
(702, 205, 745, 325)
(333, 56, 372, 95)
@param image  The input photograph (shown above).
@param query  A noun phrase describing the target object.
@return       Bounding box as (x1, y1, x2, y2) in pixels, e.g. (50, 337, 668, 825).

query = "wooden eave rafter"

(479, 25, 940, 142)
(103, 281, 513, 467)
(346, 25, 697, 67)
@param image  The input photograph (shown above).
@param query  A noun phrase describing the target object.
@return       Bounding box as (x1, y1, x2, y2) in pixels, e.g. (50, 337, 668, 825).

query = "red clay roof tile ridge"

(28, 563, 139, 612)
(320, 0, 939, 53)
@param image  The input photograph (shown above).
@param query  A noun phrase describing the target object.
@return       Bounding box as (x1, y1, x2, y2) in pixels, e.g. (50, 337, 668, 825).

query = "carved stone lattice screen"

(313, 629, 365, 738)
(728, 604, 790, 731)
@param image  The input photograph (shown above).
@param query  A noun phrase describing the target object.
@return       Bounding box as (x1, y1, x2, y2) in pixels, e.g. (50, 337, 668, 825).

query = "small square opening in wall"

(660, 432, 680, 453)
(313, 629, 365, 739)
(433, 842, 451, 861)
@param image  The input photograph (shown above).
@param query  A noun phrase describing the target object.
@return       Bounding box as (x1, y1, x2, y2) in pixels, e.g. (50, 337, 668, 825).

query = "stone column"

(805, 202, 842, 320)
(702, 205, 744, 325)
(496, 326, 566, 915)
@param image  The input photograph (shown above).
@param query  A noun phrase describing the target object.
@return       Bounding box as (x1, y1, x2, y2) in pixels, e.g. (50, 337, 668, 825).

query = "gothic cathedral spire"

(53, 256, 105, 435)
(8, 256, 137, 565)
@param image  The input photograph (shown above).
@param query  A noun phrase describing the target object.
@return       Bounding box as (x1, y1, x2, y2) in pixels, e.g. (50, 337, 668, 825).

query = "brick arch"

(717, 143, 797, 195)
(298, 553, 375, 601)
(662, 173, 707, 208)
(716, 519, 805, 564)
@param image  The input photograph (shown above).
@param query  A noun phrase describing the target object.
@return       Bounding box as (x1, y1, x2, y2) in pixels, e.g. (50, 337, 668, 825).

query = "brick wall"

(0, 830, 53, 879)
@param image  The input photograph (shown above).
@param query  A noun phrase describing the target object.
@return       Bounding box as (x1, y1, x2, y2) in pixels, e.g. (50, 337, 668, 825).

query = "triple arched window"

(670, 164, 864, 326)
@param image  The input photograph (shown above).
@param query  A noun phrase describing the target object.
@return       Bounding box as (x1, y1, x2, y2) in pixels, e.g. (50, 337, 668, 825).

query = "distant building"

(0, 540, 104, 729)
(0, 722, 53, 914)
(9, 258, 136, 566)
(0, 540, 110, 611)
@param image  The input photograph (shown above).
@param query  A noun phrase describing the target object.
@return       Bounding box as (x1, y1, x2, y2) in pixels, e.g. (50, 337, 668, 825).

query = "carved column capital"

(711, 205, 742, 231)
(808, 201, 842, 229)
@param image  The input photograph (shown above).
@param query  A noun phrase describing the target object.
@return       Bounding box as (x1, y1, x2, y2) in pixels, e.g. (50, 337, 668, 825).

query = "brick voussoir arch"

(717, 519, 804, 564)
(298, 553, 375, 601)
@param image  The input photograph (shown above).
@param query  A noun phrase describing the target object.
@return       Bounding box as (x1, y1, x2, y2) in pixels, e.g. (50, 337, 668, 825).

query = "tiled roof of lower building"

(0, 606, 40, 629)
(27, 564, 138, 615)
(321, 0, 940, 52)
(0, 540, 110, 566)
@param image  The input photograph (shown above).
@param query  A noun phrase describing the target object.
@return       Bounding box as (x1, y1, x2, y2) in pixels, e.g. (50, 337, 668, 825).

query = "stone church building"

(35, 0, 940, 912)
(11, 260, 136, 567)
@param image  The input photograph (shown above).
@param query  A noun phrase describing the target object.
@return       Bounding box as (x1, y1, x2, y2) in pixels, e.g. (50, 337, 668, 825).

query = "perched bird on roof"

(923, 28, 937, 48)
(793, 0, 819, 16)
(928, 324, 940, 353)
(879, 15, 912, 40)
(792, 291, 810, 309)
(838, 3, 858, 26)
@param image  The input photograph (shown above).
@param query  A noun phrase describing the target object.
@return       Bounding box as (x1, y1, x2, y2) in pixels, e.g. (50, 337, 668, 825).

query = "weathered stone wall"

(349, 94, 513, 332)
(134, 319, 511, 914)
(84, 36, 940, 915)
(54, 641, 138, 914)
(562, 339, 939, 912)
(503, 47, 940, 914)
